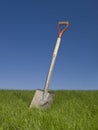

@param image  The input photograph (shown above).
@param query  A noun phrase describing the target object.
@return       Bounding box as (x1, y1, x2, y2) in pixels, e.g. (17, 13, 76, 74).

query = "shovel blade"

(29, 89, 54, 109)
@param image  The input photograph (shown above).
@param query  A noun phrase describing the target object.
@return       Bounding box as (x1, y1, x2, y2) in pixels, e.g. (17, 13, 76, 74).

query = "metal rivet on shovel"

(29, 21, 69, 109)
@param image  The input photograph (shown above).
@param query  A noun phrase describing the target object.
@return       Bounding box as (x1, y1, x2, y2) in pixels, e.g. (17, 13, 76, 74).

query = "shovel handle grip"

(58, 21, 69, 38)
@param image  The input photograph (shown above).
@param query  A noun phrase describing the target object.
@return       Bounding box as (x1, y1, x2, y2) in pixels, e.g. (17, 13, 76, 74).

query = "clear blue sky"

(0, 0, 98, 90)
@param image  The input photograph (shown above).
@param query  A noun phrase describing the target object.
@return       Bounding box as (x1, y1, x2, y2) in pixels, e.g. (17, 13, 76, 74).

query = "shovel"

(29, 21, 69, 109)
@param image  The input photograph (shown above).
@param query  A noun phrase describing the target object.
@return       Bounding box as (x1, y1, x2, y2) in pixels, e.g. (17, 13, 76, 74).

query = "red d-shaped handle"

(58, 21, 69, 38)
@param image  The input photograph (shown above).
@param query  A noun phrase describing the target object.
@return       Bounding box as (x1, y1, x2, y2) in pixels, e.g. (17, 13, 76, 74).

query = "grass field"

(0, 90, 98, 130)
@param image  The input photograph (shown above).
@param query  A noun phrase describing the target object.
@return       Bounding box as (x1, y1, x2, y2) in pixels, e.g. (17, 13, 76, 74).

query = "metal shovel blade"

(29, 89, 55, 109)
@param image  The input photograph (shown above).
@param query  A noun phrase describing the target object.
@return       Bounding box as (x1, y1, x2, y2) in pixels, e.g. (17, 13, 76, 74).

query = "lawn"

(0, 90, 98, 130)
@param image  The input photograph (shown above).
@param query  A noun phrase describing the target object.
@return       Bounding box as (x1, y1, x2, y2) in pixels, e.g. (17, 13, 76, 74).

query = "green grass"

(0, 90, 98, 130)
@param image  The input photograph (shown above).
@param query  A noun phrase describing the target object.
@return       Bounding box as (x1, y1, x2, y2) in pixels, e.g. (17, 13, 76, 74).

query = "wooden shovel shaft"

(43, 21, 69, 100)
(44, 37, 61, 94)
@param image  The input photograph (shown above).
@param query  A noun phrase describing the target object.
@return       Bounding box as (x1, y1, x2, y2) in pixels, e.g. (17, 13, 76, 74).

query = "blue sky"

(0, 0, 98, 90)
